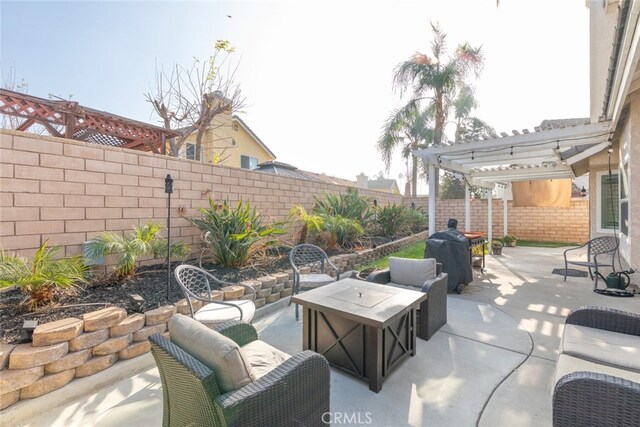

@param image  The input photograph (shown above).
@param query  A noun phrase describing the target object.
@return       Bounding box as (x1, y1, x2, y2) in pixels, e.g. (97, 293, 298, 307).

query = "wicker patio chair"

(289, 244, 340, 319)
(367, 257, 448, 341)
(149, 319, 330, 427)
(552, 307, 640, 427)
(174, 264, 256, 328)
(563, 236, 618, 288)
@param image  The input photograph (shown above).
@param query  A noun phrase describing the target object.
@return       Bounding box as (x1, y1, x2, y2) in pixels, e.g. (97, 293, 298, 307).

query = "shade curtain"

(512, 179, 571, 207)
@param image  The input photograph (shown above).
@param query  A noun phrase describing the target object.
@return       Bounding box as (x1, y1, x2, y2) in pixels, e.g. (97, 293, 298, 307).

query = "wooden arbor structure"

(0, 89, 178, 153)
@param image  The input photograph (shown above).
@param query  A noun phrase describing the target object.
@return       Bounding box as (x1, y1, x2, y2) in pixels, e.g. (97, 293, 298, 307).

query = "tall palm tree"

(389, 23, 483, 194)
(377, 102, 433, 196)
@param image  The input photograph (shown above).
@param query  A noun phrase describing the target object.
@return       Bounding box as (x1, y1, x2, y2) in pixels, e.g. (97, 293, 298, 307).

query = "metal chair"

(174, 264, 256, 328)
(563, 236, 618, 288)
(289, 244, 340, 319)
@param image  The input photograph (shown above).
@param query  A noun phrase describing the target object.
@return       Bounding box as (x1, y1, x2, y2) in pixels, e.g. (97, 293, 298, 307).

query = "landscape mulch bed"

(0, 256, 292, 345)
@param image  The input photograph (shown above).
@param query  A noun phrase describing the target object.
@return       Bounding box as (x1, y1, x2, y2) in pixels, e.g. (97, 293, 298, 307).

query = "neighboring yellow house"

(181, 111, 276, 169)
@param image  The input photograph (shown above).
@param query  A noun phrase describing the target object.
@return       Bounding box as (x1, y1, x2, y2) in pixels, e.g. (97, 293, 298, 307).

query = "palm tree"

(389, 23, 483, 194)
(85, 223, 188, 278)
(452, 83, 495, 142)
(377, 102, 433, 196)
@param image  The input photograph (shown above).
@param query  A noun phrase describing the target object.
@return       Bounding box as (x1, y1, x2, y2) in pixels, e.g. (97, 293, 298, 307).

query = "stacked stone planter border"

(0, 230, 427, 410)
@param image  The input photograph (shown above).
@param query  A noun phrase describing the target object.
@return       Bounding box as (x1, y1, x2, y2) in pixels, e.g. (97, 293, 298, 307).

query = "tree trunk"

(195, 127, 206, 161)
(298, 224, 308, 245)
(432, 91, 446, 198)
(411, 155, 418, 197)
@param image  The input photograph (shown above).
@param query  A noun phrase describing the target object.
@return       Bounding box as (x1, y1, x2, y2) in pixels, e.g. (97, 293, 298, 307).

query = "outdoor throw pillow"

(168, 314, 256, 393)
(389, 257, 437, 287)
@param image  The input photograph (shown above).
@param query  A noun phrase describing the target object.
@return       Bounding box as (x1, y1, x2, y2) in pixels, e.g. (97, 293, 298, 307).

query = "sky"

(1, 0, 590, 194)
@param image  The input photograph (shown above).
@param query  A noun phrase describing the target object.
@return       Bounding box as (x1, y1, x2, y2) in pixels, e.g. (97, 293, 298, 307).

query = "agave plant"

(288, 205, 324, 244)
(190, 198, 286, 267)
(404, 207, 428, 234)
(375, 203, 409, 237)
(85, 223, 188, 278)
(312, 188, 373, 227)
(318, 214, 364, 249)
(0, 240, 88, 310)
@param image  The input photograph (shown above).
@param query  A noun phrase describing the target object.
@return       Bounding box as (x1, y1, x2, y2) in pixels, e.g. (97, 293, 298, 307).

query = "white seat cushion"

(299, 273, 335, 290)
(554, 354, 640, 386)
(195, 300, 256, 327)
(561, 324, 640, 372)
(389, 257, 436, 287)
(241, 340, 291, 379)
(168, 314, 256, 393)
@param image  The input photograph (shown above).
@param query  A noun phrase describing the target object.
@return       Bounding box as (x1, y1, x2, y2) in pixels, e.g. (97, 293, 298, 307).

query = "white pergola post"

(428, 163, 436, 234)
(465, 182, 471, 232)
(503, 184, 508, 237)
(487, 188, 493, 243)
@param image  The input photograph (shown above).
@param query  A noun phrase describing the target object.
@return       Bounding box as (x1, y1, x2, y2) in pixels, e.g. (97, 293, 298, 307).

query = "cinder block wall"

(0, 130, 403, 266)
(0, 130, 589, 265)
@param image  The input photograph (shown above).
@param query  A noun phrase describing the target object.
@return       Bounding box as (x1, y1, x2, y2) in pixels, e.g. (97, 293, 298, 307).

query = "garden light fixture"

(165, 174, 173, 300)
(20, 320, 38, 343)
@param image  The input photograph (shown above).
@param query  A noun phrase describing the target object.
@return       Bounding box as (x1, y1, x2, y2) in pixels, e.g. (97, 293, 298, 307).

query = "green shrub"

(375, 203, 408, 237)
(313, 188, 373, 227)
(0, 240, 88, 310)
(85, 223, 188, 278)
(318, 214, 364, 249)
(403, 207, 428, 234)
(191, 199, 285, 267)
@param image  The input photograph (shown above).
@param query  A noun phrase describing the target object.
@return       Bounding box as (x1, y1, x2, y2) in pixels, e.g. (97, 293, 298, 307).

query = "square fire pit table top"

(291, 278, 427, 329)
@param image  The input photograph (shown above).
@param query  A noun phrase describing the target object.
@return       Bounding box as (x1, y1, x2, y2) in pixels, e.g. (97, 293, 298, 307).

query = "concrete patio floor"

(4, 246, 639, 427)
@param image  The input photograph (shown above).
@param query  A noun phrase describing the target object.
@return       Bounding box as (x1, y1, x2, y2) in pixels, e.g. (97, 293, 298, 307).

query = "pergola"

(0, 89, 178, 153)
(413, 119, 613, 242)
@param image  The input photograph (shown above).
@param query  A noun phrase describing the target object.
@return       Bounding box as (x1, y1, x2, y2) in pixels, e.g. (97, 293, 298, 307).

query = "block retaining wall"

(0, 231, 427, 410)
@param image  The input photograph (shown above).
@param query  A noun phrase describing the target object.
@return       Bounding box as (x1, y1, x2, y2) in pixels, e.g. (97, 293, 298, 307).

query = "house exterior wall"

(588, 140, 620, 239)
(182, 113, 274, 168)
(617, 93, 640, 267)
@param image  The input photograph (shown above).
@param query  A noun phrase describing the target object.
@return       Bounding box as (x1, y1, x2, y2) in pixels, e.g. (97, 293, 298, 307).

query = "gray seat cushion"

(299, 273, 335, 290)
(555, 354, 640, 385)
(561, 324, 640, 372)
(241, 340, 291, 379)
(168, 314, 256, 393)
(195, 300, 256, 328)
(389, 257, 436, 287)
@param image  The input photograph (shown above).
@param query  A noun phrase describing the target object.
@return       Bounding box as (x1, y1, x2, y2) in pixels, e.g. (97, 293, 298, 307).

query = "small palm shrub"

(375, 203, 408, 237)
(404, 207, 428, 233)
(85, 223, 188, 278)
(289, 205, 324, 244)
(318, 214, 364, 249)
(0, 240, 88, 310)
(190, 198, 285, 267)
(313, 189, 373, 227)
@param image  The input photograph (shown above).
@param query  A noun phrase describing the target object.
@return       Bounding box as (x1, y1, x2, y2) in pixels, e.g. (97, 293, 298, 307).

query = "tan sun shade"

(512, 179, 572, 207)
